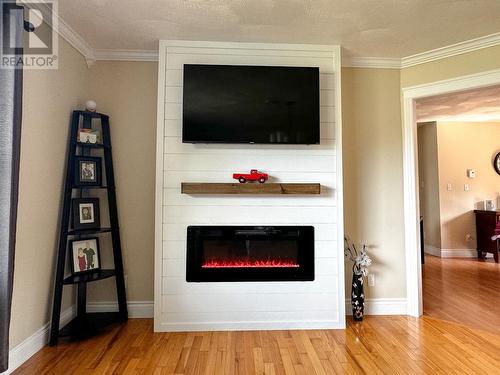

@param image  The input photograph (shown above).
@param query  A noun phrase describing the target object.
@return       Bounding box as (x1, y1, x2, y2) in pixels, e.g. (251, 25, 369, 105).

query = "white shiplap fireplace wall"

(155, 40, 344, 331)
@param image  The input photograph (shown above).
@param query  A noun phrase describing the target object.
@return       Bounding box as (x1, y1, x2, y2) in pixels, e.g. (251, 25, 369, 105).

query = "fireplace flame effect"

(202, 258, 300, 268)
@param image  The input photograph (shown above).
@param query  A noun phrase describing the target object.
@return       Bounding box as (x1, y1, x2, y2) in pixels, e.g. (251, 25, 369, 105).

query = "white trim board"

(93, 49, 159, 62)
(4, 306, 76, 375)
(429, 249, 491, 258)
(402, 67, 500, 317)
(345, 298, 407, 315)
(157, 320, 341, 333)
(440, 249, 478, 258)
(4, 301, 153, 374)
(334, 44, 346, 328)
(424, 245, 486, 258)
(424, 245, 441, 257)
(86, 300, 154, 318)
(18, 0, 95, 66)
(342, 56, 401, 69)
(401, 32, 500, 68)
(154, 41, 167, 332)
(85, 50, 405, 68)
(29, 5, 500, 69)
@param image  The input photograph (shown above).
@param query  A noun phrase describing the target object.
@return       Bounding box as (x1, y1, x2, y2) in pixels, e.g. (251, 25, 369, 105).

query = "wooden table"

(474, 210, 500, 262)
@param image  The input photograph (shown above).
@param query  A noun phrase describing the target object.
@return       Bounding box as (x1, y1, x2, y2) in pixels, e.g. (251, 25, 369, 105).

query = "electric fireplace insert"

(186, 226, 314, 282)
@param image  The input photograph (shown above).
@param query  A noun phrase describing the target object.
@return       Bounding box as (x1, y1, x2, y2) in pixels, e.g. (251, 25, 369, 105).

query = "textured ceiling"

(416, 85, 500, 122)
(58, 0, 500, 58)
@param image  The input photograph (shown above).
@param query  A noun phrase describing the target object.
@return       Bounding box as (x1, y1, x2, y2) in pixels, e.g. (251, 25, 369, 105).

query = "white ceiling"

(416, 85, 500, 122)
(58, 0, 500, 58)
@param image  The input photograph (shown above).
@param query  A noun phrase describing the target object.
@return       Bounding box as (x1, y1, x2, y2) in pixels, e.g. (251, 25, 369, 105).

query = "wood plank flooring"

(14, 315, 500, 374)
(423, 254, 500, 333)
(14, 255, 500, 374)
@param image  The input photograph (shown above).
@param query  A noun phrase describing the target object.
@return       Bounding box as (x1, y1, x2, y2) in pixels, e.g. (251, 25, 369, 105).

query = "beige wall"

(11, 38, 500, 350)
(435, 122, 500, 250)
(342, 68, 406, 299)
(87, 61, 158, 302)
(10, 37, 89, 347)
(11, 52, 157, 349)
(417, 122, 441, 249)
(342, 44, 500, 298)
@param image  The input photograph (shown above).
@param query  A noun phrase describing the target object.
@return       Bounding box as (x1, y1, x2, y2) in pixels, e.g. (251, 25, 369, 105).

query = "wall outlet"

(464, 184, 469, 191)
(447, 183, 452, 191)
(368, 274, 375, 287)
(124, 274, 128, 289)
(466, 233, 472, 242)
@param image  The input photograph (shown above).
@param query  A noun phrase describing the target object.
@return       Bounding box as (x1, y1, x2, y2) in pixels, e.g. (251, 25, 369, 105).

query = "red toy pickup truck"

(233, 170, 269, 183)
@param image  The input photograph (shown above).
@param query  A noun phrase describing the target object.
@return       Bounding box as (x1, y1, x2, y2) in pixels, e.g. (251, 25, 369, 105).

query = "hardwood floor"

(14, 315, 500, 374)
(423, 254, 500, 333)
(13, 256, 500, 374)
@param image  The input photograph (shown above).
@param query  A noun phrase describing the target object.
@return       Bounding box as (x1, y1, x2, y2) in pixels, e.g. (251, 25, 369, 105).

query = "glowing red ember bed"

(202, 258, 300, 268)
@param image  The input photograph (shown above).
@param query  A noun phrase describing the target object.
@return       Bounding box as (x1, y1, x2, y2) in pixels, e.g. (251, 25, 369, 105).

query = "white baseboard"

(4, 305, 76, 375)
(424, 246, 490, 259)
(86, 300, 154, 318)
(440, 249, 478, 258)
(158, 320, 343, 332)
(3, 301, 152, 374)
(424, 244, 441, 257)
(345, 298, 408, 315)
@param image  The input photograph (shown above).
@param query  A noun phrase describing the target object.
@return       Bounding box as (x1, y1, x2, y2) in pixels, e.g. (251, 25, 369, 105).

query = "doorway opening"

(402, 69, 500, 320)
(415, 85, 500, 329)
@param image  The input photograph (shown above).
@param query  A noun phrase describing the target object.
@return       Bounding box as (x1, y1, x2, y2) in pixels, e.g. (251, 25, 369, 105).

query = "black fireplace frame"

(186, 226, 315, 282)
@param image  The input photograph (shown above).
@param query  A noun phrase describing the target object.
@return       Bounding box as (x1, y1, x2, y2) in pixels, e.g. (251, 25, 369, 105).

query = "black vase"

(351, 273, 365, 321)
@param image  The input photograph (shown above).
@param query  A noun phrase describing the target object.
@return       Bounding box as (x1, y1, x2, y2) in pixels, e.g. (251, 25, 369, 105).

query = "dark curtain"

(0, 1, 23, 372)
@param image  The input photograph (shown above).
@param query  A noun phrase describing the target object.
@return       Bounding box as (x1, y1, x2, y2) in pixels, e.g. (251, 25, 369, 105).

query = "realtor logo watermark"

(1, 0, 58, 69)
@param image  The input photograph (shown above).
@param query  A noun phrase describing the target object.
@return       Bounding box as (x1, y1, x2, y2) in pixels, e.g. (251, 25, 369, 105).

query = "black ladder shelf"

(49, 110, 127, 346)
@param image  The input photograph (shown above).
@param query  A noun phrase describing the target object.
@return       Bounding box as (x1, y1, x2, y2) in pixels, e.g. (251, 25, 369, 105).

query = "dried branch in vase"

(344, 237, 372, 276)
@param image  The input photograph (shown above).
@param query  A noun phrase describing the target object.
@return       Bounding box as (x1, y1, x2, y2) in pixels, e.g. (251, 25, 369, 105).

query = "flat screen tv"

(182, 64, 320, 144)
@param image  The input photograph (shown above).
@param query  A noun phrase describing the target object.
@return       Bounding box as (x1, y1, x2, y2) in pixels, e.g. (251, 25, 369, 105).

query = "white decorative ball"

(85, 100, 97, 112)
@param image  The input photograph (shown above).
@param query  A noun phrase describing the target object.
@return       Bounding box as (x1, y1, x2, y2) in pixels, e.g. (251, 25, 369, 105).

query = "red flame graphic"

(202, 258, 300, 268)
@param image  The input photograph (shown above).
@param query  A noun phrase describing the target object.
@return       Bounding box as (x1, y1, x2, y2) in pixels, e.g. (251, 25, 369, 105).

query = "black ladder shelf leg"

(49, 112, 79, 346)
(101, 115, 128, 319)
(49, 110, 128, 346)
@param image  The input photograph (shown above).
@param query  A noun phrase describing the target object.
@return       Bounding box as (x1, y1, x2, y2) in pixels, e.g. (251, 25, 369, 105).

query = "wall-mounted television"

(182, 64, 320, 144)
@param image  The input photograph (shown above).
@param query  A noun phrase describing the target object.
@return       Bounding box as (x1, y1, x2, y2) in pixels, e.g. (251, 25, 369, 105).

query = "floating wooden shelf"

(181, 182, 321, 195)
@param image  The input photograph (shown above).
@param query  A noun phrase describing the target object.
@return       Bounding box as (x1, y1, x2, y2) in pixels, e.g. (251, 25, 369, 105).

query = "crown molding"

(19, 0, 96, 67)
(57, 15, 95, 67)
(401, 32, 500, 68)
(342, 56, 401, 69)
(30, 5, 500, 69)
(93, 49, 159, 62)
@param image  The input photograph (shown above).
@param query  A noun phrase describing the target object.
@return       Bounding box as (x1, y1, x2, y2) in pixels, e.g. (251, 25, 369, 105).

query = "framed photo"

(77, 129, 102, 144)
(72, 198, 100, 230)
(70, 238, 100, 274)
(74, 156, 102, 186)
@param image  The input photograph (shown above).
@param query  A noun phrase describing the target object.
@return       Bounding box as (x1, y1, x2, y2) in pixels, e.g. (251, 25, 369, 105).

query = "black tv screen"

(182, 64, 320, 144)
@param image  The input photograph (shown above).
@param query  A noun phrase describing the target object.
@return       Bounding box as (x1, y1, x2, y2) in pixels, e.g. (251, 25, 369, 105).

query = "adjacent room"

(1, 1, 500, 374)
(417, 85, 500, 332)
